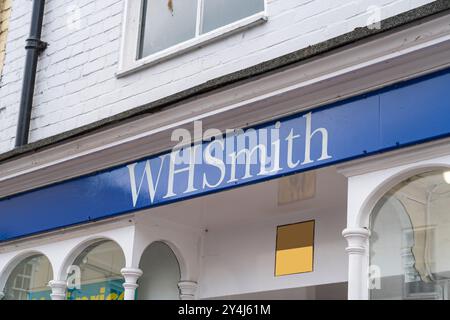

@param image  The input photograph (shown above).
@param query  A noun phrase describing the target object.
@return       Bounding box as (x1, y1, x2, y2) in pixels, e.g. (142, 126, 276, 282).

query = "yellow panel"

(275, 246, 314, 276)
(276, 220, 315, 251)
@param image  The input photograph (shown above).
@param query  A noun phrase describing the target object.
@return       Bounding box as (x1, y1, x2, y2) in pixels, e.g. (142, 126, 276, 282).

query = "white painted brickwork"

(0, 0, 435, 153)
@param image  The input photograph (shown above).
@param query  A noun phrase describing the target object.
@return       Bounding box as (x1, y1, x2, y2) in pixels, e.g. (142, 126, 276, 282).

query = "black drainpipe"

(15, 0, 47, 148)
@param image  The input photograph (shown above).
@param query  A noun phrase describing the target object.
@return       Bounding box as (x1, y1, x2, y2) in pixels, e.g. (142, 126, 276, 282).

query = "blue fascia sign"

(1, 68, 450, 242)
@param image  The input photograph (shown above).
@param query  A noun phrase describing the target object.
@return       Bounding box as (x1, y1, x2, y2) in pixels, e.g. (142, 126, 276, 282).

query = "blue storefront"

(1, 68, 450, 242)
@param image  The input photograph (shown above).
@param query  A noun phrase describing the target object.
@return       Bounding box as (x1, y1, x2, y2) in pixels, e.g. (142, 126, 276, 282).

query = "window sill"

(116, 12, 268, 78)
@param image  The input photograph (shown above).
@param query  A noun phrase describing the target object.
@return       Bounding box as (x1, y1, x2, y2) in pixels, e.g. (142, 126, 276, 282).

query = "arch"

(0, 250, 54, 297)
(356, 164, 450, 229)
(57, 236, 127, 281)
(136, 241, 182, 300)
(135, 239, 188, 281)
(366, 166, 450, 300)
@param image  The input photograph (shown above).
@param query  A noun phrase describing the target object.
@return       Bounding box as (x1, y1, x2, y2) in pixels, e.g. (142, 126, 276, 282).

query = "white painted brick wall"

(0, 0, 436, 153)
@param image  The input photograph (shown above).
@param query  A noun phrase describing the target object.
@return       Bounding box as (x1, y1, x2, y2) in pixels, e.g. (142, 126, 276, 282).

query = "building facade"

(0, 0, 450, 300)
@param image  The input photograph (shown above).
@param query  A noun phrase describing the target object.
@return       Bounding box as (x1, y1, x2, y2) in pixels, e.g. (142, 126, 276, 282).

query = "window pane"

(370, 170, 450, 300)
(67, 240, 126, 300)
(2, 255, 53, 300)
(201, 0, 264, 34)
(140, 0, 198, 57)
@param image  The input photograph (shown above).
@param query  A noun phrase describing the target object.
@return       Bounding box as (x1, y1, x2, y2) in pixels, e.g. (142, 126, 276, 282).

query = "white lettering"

(286, 129, 301, 169)
(265, 122, 282, 174)
(164, 145, 200, 198)
(127, 157, 167, 207)
(203, 140, 226, 188)
(228, 144, 269, 183)
(302, 112, 332, 165)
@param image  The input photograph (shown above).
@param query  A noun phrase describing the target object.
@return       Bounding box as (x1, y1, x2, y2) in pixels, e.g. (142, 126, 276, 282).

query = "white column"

(121, 268, 143, 300)
(178, 281, 198, 300)
(48, 280, 67, 300)
(342, 228, 370, 300)
(0, 291, 4, 300)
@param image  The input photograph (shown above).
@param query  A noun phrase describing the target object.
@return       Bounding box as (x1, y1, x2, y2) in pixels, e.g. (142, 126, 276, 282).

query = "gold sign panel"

(275, 220, 315, 276)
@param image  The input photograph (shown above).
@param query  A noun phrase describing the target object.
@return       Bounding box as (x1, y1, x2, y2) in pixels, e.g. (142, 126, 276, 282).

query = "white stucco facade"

(0, 0, 436, 152)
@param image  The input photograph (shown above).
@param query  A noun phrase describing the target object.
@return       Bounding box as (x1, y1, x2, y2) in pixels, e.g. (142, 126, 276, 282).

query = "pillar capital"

(342, 228, 370, 253)
(178, 281, 198, 300)
(121, 268, 143, 300)
(48, 280, 67, 300)
(121, 268, 143, 280)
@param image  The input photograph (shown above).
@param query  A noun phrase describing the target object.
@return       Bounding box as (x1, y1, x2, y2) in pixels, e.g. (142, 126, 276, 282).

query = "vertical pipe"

(15, 0, 47, 147)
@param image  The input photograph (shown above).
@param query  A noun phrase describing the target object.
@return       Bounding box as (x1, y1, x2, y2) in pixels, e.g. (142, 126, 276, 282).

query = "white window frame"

(117, 0, 268, 77)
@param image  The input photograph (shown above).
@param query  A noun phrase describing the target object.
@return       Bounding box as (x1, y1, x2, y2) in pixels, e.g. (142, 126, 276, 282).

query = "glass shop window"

(2, 255, 53, 300)
(139, 0, 265, 58)
(67, 240, 126, 300)
(370, 170, 450, 300)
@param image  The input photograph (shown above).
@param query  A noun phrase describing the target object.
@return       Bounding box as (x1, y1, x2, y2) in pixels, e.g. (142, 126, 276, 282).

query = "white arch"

(57, 236, 127, 281)
(343, 150, 450, 300)
(355, 164, 450, 229)
(134, 239, 188, 280)
(0, 250, 54, 293)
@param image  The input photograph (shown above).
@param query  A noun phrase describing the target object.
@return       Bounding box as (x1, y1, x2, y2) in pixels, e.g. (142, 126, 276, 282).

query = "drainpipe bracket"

(25, 37, 48, 53)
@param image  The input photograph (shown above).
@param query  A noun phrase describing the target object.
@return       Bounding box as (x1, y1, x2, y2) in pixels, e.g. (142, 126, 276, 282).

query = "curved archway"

(65, 239, 126, 300)
(368, 168, 450, 300)
(134, 238, 189, 280)
(357, 165, 450, 228)
(0, 252, 53, 300)
(58, 236, 127, 281)
(136, 241, 181, 300)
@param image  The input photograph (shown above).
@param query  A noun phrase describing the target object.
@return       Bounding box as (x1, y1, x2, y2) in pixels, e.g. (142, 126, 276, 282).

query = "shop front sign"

(1, 69, 449, 242)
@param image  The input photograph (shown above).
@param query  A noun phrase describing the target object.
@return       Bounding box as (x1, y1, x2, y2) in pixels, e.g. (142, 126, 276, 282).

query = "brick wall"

(0, 0, 11, 140)
(0, 0, 11, 78)
(0, 0, 436, 153)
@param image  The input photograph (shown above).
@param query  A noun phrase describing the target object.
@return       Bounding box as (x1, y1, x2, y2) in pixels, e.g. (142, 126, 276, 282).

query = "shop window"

(137, 242, 181, 300)
(67, 240, 125, 300)
(118, 0, 267, 76)
(370, 170, 450, 300)
(2, 255, 53, 300)
(275, 221, 315, 276)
